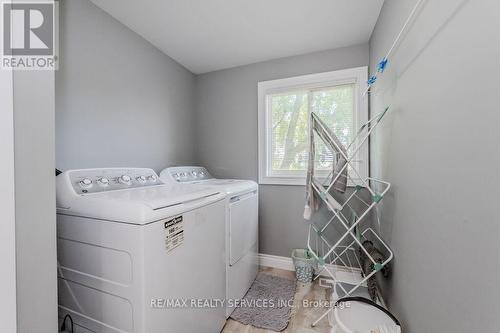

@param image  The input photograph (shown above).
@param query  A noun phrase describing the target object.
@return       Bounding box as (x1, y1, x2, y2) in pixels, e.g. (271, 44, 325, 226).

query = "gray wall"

(13, 65, 58, 332)
(194, 44, 369, 256)
(369, 0, 500, 331)
(56, 0, 196, 172)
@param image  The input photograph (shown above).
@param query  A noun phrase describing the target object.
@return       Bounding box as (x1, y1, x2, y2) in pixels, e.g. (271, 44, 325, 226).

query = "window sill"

(258, 176, 363, 187)
(258, 177, 306, 186)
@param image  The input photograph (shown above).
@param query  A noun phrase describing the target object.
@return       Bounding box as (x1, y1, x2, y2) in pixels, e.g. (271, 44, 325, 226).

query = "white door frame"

(0, 58, 17, 332)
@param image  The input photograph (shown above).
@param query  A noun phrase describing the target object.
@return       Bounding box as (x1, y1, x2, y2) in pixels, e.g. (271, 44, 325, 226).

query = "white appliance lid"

(194, 179, 257, 194)
(57, 183, 224, 224)
(160, 166, 258, 195)
(84, 184, 218, 210)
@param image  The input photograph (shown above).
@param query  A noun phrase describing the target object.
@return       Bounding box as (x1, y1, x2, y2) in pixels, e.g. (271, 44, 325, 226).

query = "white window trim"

(258, 66, 369, 186)
(0, 60, 16, 333)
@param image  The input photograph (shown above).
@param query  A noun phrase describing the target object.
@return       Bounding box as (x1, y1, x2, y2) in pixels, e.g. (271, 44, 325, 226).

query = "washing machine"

(56, 168, 227, 333)
(160, 166, 258, 317)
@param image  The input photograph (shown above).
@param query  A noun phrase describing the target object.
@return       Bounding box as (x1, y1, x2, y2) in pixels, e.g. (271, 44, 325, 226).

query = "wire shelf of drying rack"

(303, 109, 393, 328)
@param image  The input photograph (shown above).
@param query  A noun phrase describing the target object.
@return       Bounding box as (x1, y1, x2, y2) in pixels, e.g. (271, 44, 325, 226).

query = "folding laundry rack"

(303, 107, 393, 327)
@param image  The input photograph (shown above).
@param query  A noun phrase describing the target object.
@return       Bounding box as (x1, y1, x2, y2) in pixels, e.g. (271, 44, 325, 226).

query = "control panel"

(67, 168, 162, 194)
(167, 166, 213, 183)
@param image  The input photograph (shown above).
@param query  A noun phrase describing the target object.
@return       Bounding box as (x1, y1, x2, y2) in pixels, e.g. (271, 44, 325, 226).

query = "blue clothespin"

(377, 58, 388, 73)
(367, 75, 377, 85)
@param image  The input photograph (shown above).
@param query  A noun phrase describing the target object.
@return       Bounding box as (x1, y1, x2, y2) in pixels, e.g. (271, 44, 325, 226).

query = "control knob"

(97, 177, 109, 186)
(79, 178, 93, 188)
(119, 175, 132, 185)
(136, 175, 147, 183)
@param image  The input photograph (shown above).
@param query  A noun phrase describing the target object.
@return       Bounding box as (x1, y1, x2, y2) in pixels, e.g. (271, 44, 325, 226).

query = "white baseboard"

(258, 253, 364, 286)
(258, 253, 295, 271)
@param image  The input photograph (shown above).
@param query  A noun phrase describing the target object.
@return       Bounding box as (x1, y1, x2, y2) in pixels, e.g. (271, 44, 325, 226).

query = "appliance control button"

(137, 175, 147, 183)
(119, 175, 132, 185)
(148, 174, 157, 182)
(79, 178, 93, 188)
(97, 177, 109, 186)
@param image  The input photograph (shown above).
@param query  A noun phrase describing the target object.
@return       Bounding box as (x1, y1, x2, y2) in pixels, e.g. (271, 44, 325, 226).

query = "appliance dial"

(97, 177, 109, 186)
(148, 174, 157, 182)
(119, 175, 132, 185)
(137, 175, 147, 183)
(79, 178, 93, 188)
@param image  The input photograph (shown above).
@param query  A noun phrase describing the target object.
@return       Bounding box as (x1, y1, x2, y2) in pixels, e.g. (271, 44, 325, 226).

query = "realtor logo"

(1, 1, 58, 70)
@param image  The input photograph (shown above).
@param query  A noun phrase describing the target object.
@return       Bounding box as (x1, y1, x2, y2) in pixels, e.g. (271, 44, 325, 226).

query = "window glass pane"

(270, 91, 308, 171)
(268, 84, 355, 175)
(311, 84, 355, 171)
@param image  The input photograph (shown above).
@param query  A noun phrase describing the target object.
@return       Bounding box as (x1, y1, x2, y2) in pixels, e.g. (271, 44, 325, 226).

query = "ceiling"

(90, 0, 384, 74)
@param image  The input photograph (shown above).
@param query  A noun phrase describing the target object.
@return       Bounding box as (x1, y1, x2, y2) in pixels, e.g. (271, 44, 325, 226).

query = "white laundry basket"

(291, 249, 317, 283)
(331, 297, 401, 333)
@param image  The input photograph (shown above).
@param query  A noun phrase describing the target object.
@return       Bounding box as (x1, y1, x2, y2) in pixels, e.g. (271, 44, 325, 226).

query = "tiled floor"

(222, 267, 332, 333)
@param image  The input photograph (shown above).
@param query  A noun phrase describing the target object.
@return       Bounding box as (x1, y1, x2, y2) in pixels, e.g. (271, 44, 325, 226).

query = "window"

(258, 67, 368, 185)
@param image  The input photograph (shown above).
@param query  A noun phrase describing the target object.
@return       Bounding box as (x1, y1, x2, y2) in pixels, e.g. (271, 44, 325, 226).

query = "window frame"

(257, 66, 369, 186)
